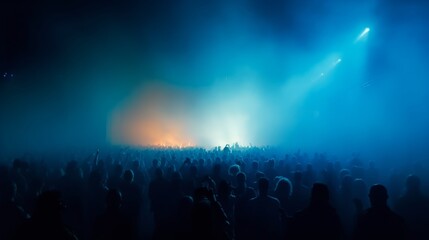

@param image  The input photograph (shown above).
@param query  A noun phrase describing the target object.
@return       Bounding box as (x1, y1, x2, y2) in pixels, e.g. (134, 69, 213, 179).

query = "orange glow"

(108, 82, 195, 147)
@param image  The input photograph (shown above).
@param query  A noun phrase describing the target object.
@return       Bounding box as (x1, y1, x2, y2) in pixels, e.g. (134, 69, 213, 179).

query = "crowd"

(0, 145, 428, 240)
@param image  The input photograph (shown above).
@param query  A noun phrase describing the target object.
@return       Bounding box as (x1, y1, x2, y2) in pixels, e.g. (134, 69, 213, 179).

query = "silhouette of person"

(234, 172, 256, 240)
(395, 175, 429, 240)
(338, 175, 354, 238)
(14, 190, 78, 240)
(290, 171, 310, 213)
(183, 165, 198, 196)
(93, 189, 135, 240)
(227, 164, 240, 187)
(247, 161, 260, 185)
(354, 184, 406, 240)
(352, 178, 368, 210)
(85, 170, 108, 235)
(174, 196, 193, 240)
(130, 160, 146, 189)
(58, 160, 85, 238)
(273, 177, 293, 216)
(197, 158, 208, 177)
(289, 183, 343, 240)
(234, 172, 256, 200)
(264, 159, 278, 184)
(248, 177, 282, 240)
(148, 167, 170, 239)
(107, 164, 123, 190)
(211, 163, 223, 186)
(217, 180, 236, 237)
(119, 169, 143, 238)
(149, 159, 161, 180)
(192, 187, 230, 240)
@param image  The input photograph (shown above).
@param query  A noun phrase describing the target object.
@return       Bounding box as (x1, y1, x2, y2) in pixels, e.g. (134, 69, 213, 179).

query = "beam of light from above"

(280, 25, 373, 130)
(355, 27, 371, 43)
(333, 58, 342, 66)
(278, 27, 367, 137)
(281, 53, 342, 116)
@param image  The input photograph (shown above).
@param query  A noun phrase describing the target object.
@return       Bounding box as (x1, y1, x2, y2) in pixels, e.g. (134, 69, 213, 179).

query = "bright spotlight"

(333, 58, 342, 66)
(355, 27, 371, 42)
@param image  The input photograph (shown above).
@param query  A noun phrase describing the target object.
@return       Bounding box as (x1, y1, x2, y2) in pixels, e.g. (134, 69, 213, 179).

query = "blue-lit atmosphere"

(1, 1, 429, 240)
(2, 1, 429, 161)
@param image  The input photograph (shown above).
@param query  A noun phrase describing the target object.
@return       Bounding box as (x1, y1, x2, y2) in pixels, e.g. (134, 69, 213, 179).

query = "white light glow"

(335, 58, 342, 65)
(356, 27, 371, 42)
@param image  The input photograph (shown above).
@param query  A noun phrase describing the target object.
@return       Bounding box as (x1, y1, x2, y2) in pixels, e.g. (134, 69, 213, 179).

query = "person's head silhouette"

(369, 184, 388, 208)
(236, 172, 246, 186)
(258, 177, 269, 196)
(405, 174, 421, 194)
(310, 183, 330, 206)
(123, 169, 134, 184)
(275, 178, 292, 197)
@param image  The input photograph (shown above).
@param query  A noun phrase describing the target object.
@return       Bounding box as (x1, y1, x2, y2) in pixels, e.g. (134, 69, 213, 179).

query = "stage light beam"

(356, 27, 371, 42)
(334, 58, 342, 66)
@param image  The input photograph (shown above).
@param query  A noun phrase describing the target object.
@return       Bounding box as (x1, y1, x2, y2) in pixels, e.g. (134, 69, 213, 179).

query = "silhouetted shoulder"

(354, 185, 407, 240)
(289, 183, 343, 240)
